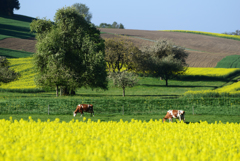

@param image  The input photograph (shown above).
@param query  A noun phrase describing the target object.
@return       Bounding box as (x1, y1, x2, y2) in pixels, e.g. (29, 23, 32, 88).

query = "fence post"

(48, 105, 49, 115)
(122, 105, 124, 115)
(192, 106, 194, 115)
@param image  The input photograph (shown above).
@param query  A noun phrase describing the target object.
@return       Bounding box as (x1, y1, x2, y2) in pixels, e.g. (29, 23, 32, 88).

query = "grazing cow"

(163, 110, 185, 123)
(73, 104, 94, 117)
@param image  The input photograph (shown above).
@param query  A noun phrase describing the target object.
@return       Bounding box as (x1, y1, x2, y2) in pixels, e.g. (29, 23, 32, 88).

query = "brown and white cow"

(163, 110, 185, 123)
(73, 104, 94, 117)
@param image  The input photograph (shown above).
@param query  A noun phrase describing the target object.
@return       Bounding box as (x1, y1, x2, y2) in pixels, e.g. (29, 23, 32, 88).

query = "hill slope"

(1, 14, 240, 67)
(100, 28, 240, 67)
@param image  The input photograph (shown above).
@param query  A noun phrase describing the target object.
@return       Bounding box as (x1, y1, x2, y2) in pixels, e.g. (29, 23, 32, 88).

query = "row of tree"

(222, 30, 240, 35)
(98, 22, 125, 29)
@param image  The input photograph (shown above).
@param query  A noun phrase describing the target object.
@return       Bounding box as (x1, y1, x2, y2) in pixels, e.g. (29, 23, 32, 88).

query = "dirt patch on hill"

(0, 37, 36, 53)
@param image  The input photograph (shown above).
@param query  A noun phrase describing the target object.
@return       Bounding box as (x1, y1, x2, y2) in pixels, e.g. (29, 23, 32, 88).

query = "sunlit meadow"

(0, 117, 239, 161)
(0, 57, 37, 89)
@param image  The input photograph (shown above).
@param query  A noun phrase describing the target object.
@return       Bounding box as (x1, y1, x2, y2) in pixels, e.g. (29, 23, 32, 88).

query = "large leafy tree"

(104, 37, 142, 72)
(139, 40, 189, 86)
(30, 6, 108, 96)
(0, 0, 20, 15)
(0, 56, 20, 85)
(72, 3, 92, 23)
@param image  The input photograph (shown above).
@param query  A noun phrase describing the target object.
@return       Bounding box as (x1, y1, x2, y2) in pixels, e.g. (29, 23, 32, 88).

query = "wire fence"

(0, 97, 240, 116)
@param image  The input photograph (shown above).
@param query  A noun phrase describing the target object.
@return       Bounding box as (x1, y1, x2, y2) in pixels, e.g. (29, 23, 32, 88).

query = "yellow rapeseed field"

(162, 30, 240, 40)
(184, 67, 240, 77)
(0, 57, 37, 89)
(0, 117, 240, 161)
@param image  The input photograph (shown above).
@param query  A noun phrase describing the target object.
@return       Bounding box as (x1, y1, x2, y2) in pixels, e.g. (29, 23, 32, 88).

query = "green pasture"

(0, 14, 35, 40)
(0, 48, 34, 58)
(215, 55, 240, 68)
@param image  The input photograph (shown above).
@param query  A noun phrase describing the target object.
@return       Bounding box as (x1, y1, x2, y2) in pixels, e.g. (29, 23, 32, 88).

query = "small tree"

(0, 56, 20, 85)
(139, 39, 189, 86)
(109, 71, 138, 97)
(149, 55, 188, 86)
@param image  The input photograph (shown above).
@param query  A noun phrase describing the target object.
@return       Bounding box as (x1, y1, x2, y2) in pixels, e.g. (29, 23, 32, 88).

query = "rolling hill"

(1, 14, 240, 67)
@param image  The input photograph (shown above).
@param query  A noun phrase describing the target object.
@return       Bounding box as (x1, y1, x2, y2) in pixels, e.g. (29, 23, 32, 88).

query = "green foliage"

(72, 3, 92, 22)
(215, 55, 240, 68)
(0, 48, 34, 58)
(109, 71, 139, 96)
(30, 6, 107, 96)
(99, 22, 124, 29)
(139, 40, 188, 86)
(104, 37, 142, 72)
(0, 0, 20, 15)
(0, 56, 20, 84)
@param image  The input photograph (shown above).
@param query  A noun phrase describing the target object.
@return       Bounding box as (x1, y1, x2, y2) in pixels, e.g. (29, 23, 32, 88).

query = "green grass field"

(0, 48, 34, 58)
(215, 55, 240, 68)
(0, 14, 35, 40)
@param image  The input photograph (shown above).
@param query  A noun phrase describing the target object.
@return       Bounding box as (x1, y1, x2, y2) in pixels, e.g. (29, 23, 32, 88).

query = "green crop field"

(0, 14, 35, 40)
(215, 55, 240, 68)
(0, 48, 34, 58)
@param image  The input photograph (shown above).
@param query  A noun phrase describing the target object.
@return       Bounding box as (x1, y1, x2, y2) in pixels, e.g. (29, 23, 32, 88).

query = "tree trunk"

(56, 85, 58, 97)
(62, 87, 70, 95)
(165, 79, 168, 87)
(122, 87, 125, 97)
(71, 90, 76, 95)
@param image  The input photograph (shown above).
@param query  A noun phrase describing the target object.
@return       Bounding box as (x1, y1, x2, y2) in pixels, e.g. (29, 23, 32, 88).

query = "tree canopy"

(72, 3, 92, 22)
(30, 6, 108, 96)
(0, 0, 20, 15)
(99, 22, 124, 29)
(139, 40, 189, 86)
(104, 37, 142, 72)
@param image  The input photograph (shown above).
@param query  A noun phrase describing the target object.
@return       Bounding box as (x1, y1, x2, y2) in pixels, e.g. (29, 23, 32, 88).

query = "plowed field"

(1, 28, 240, 67)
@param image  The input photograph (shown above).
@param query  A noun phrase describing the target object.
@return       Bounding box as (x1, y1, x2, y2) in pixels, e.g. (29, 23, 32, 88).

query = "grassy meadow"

(0, 14, 35, 40)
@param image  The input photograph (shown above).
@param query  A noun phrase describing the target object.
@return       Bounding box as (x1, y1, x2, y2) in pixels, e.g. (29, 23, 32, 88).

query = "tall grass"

(1, 96, 240, 116)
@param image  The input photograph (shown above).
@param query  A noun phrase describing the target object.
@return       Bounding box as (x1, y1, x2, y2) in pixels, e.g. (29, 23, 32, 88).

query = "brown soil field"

(1, 28, 240, 67)
(0, 37, 36, 53)
(100, 28, 240, 67)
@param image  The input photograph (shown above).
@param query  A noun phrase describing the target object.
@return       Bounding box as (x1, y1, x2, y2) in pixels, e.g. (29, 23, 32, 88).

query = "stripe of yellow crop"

(162, 30, 240, 40)
(185, 67, 240, 77)
(0, 118, 240, 161)
(0, 57, 37, 89)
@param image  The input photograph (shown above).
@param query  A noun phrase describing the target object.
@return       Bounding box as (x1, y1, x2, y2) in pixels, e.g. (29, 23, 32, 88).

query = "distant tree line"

(0, 0, 20, 15)
(223, 30, 240, 36)
(98, 22, 124, 29)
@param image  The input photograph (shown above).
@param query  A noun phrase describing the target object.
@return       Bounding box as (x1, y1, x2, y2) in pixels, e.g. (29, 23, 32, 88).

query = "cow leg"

(73, 112, 77, 117)
(179, 116, 181, 122)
